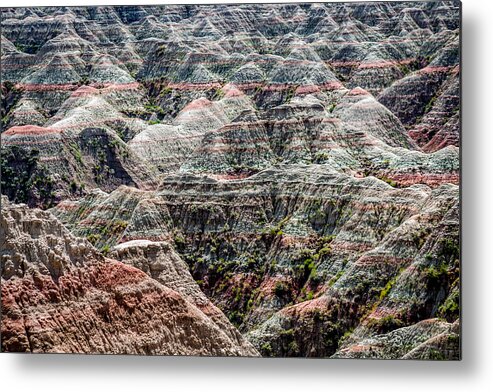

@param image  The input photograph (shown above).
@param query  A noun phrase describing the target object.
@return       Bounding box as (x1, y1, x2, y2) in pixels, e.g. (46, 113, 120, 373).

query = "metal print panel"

(0, 1, 461, 359)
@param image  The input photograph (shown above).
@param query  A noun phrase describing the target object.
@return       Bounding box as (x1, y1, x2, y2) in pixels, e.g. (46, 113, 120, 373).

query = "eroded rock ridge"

(1, 2, 460, 358)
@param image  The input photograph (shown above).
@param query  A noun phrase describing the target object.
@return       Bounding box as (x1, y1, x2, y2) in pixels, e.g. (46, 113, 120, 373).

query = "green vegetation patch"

(1, 146, 56, 208)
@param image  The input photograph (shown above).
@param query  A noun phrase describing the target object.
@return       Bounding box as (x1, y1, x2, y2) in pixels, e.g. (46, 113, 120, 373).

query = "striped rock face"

(0, 197, 258, 356)
(1, 2, 460, 359)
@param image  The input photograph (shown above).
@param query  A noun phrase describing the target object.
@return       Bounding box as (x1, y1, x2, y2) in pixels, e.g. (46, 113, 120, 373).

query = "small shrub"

(260, 342, 273, 356)
(328, 270, 344, 286)
(68, 142, 83, 164)
(288, 340, 299, 353)
(314, 151, 329, 163)
(424, 96, 437, 113)
(279, 328, 294, 338)
(173, 233, 186, 248)
(428, 349, 446, 360)
(86, 233, 101, 246)
(69, 180, 78, 193)
(101, 244, 111, 256)
(440, 238, 459, 262)
(274, 281, 288, 297)
(367, 315, 403, 334)
(379, 277, 396, 300)
(424, 263, 449, 289)
(438, 291, 460, 321)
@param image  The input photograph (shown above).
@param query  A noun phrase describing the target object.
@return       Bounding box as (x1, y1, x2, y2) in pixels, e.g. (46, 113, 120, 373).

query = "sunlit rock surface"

(1, 2, 460, 358)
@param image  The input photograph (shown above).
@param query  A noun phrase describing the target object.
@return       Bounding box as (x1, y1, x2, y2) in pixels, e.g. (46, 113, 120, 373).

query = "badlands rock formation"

(1, 2, 460, 358)
(1, 197, 257, 355)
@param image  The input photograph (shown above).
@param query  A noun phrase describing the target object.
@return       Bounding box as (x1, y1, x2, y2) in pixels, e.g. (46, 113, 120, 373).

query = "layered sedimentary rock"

(2, 2, 460, 358)
(109, 239, 255, 351)
(333, 319, 460, 359)
(1, 197, 258, 356)
(51, 164, 459, 358)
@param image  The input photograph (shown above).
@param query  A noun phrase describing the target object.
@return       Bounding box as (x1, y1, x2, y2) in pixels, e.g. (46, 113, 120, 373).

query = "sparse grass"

(438, 290, 460, 321)
(424, 263, 449, 289)
(338, 327, 355, 346)
(285, 86, 296, 102)
(328, 270, 344, 286)
(367, 315, 403, 334)
(173, 233, 186, 249)
(0, 146, 56, 208)
(68, 142, 83, 165)
(378, 175, 398, 187)
(428, 349, 446, 360)
(313, 151, 329, 163)
(86, 233, 101, 246)
(412, 228, 430, 250)
(424, 96, 437, 114)
(144, 103, 165, 116)
(379, 277, 396, 300)
(211, 88, 224, 100)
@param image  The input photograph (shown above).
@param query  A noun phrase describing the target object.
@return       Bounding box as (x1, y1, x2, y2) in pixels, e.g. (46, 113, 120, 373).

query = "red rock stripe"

(1, 53, 421, 71)
(388, 173, 459, 186)
(3, 125, 63, 136)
